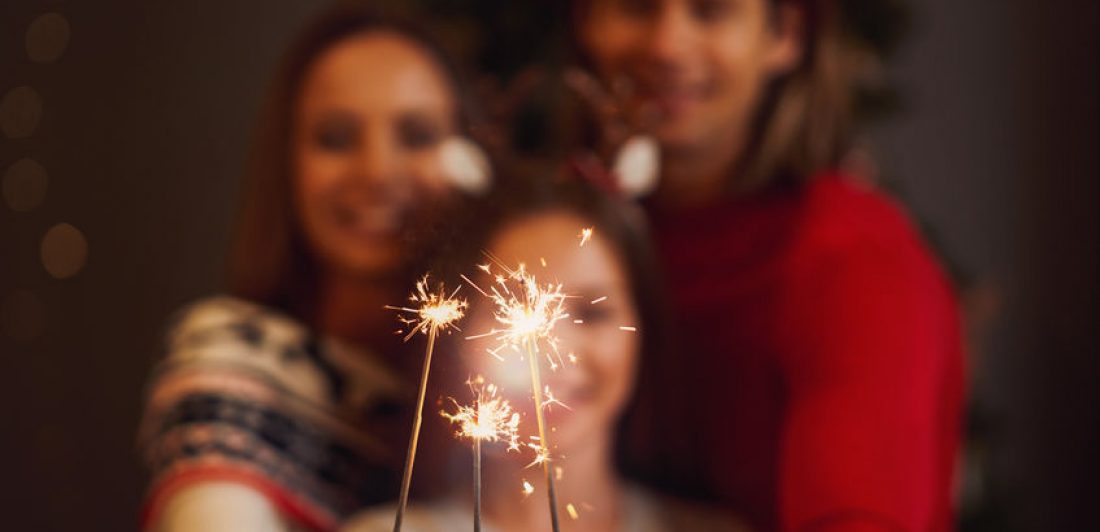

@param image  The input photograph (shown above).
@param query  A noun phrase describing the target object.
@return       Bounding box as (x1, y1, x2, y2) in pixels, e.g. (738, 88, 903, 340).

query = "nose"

(354, 125, 399, 188)
(642, 2, 696, 70)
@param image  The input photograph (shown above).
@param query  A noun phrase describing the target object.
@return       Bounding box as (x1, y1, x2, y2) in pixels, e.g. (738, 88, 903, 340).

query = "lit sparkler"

(462, 255, 568, 532)
(387, 276, 467, 341)
(388, 276, 467, 532)
(441, 376, 521, 532)
(578, 227, 593, 247)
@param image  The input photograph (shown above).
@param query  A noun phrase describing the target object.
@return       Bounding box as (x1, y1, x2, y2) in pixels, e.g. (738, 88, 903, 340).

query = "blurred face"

(294, 31, 458, 279)
(461, 211, 640, 456)
(578, 0, 801, 154)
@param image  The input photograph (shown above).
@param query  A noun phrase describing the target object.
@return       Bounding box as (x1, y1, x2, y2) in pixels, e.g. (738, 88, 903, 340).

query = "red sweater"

(640, 175, 964, 531)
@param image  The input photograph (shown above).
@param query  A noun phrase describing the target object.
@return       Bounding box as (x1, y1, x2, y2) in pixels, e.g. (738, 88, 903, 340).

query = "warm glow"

(463, 255, 570, 370)
(441, 376, 521, 450)
(387, 275, 467, 341)
(578, 227, 593, 247)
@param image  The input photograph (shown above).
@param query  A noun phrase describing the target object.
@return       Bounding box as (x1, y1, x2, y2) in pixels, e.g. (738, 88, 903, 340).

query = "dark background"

(0, 1, 1096, 530)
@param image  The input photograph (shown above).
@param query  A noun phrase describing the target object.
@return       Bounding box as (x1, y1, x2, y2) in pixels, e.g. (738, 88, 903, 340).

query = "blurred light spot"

(1, 290, 46, 341)
(0, 86, 43, 139)
(40, 223, 88, 279)
(25, 13, 70, 63)
(3, 158, 49, 212)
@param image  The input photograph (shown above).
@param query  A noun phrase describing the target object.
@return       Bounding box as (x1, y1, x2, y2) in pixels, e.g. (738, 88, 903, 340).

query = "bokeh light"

(25, 13, 70, 63)
(40, 223, 88, 279)
(2, 158, 49, 212)
(0, 86, 43, 139)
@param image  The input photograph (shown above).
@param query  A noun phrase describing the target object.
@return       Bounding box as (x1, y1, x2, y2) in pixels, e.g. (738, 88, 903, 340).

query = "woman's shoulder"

(340, 504, 397, 532)
(166, 295, 305, 350)
(796, 173, 925, 253)
(157, 295, 337, 400)
(342, 490, 748, 532)
(776, 175, 961, 356)
(627, 485, 751, 531)
(783, 174, 953, 289)
(341, 500, 469, 532)
(140, 296, 406, 528)
(154, 294, 404, 414)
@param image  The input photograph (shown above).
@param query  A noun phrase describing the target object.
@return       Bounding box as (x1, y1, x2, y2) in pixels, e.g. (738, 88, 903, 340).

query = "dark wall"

(0, 1, 1095, 530)
(0, 2, 326, 529)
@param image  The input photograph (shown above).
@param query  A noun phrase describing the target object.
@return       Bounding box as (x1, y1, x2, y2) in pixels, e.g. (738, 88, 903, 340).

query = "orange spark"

(578, 227, 593, 247)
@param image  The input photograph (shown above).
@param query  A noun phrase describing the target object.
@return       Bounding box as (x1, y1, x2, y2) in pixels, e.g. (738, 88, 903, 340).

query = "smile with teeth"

(333, 203, 402, 238)
(640, 80, 711, 114)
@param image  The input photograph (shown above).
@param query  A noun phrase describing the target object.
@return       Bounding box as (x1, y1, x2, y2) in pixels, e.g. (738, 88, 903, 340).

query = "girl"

(344, 180, 744, 531)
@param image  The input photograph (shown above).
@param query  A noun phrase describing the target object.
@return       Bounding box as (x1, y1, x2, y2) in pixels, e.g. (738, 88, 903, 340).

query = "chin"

(328, 248, 402, 279)
(545, 410, 606, 456)
(655, 121, 711, 154)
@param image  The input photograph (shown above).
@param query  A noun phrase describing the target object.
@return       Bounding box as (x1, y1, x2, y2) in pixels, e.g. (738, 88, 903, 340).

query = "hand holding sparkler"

(388, 276, 467, 532)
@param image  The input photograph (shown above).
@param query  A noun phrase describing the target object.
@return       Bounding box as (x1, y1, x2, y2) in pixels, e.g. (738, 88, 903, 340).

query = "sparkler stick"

(463, 256, 569, 532)
(388, 276, 467, 532)
(525, 338, 561, 532)
(441, 377, 521, 532)
(474, 438, 481, 532)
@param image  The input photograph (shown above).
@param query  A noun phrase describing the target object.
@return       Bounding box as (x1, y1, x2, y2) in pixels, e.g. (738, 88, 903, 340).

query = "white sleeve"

(152, 482, 292, 532)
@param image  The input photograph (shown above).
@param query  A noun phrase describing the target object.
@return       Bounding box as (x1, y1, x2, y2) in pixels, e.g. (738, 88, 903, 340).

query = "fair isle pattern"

(139, 297, 405, 530)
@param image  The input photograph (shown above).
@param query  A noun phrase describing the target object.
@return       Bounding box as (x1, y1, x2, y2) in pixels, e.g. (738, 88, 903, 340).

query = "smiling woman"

(230, 9, 473, 320)
(136, 6, 480, 532)
(292, 32, 459, 279)
(342, 179, 746, 532)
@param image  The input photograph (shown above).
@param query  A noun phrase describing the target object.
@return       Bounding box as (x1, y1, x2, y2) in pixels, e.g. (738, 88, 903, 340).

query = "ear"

(764, 2, 806, 76)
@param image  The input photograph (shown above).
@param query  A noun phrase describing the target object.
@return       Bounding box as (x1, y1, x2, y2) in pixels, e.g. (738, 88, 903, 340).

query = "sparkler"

(463, 255, 569, 532)
(578, 227, 593, 247)
(441, 376, 521, 532)
(388, 276, 467, 532)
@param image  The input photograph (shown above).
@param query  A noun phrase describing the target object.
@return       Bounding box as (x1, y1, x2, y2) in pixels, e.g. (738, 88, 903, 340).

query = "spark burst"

(388, 275, 466, 532)
(386, 275, 467, 341)
(578, 227, 593, 247)
(462, 255, 568, 532)
(441, 376, 521, 450)
(463, 259, 570, 365)
(441, 376, 521, 532)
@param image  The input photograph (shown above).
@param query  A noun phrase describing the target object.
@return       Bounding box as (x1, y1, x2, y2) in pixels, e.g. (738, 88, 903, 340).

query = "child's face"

(461, 210, 641, 457)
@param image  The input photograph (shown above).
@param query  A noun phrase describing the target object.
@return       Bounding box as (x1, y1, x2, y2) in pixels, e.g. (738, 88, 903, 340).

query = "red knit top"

(639, 174, 964, 531)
